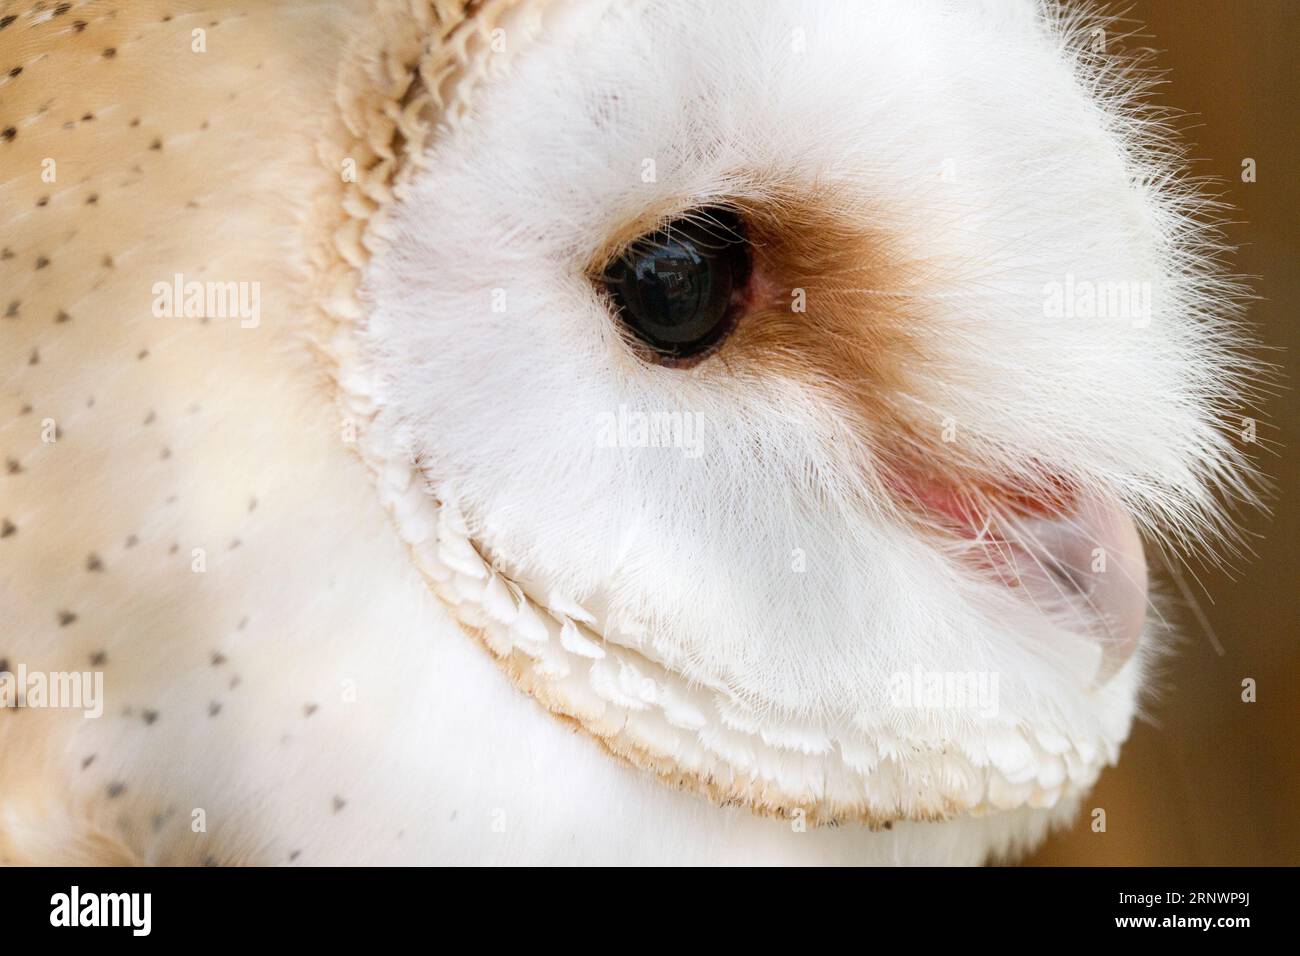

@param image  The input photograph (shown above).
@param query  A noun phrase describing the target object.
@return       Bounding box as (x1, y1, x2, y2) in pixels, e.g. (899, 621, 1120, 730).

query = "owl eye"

(602, 208, 751, 364)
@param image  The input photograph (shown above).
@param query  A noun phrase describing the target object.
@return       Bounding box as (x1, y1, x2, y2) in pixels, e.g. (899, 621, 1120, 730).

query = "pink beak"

(889, 468, 1149, 685)
(1001, 489, 1149, 684)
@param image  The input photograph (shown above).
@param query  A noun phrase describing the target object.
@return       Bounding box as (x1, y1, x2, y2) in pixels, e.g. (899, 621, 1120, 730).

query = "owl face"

(351, 0, 1251, 823)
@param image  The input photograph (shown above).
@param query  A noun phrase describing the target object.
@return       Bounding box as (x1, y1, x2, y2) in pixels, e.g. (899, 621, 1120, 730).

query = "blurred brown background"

(1027, 0, 1298, 866)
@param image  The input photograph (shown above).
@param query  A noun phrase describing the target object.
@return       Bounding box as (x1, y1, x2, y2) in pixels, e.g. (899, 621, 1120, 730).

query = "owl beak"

(1000, 489, 1149, 686)
(887, 467, 1149, 686)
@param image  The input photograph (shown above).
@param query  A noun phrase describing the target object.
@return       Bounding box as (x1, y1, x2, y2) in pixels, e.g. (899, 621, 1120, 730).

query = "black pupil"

(603, 208, 750, 360)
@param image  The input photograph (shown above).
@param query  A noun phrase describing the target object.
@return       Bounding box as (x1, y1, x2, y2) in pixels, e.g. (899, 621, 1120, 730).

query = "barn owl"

(0, 0, 1258, 866)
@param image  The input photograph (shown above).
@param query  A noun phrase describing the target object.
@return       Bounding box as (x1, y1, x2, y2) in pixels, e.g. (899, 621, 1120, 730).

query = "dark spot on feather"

(303, 703, 318, 717)
(210, 651, 226, 666)
(1, 519, 15, 538)
(35, 256, 49, 269)
(106, 782, 125, 799)
(82, 754, 96, 770)
(142, 709, 159, 725)
(89, 650, 107, 666)
(6, 459, 21, 475)
(58, 610, 77, 627)
(103, 48, 116, 59)
(5, 301, 18, 318)
(332, 796, 347, 813)
(0, 16, 16, 31)
(56, 309, 71, 322)
(2, 127, 15, 142)
(208, 701, 221, 717)
(87, 553, 104, 572)
(8, 67, 21, 78)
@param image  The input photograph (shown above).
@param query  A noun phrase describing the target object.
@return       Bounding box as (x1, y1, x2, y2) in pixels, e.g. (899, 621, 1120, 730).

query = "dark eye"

(602, 207, 751, 364)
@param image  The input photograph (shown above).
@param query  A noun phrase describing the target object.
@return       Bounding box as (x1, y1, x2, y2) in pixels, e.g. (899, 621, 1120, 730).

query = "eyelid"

(588, 201, 744, 279)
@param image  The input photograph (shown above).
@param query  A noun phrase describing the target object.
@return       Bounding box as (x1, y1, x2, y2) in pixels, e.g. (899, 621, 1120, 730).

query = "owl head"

(321, 0, 1257, 846)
